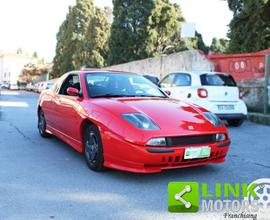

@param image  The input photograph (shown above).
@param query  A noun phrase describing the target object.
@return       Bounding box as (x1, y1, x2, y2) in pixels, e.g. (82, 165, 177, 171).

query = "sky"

(0, 0, 233, 62)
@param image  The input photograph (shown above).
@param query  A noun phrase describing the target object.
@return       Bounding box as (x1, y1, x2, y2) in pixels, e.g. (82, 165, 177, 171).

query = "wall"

(208, 49, 270, 82)
(103, 50, 215, 79)
(239, 78, 270, 112)
(208, 49, 270, 112)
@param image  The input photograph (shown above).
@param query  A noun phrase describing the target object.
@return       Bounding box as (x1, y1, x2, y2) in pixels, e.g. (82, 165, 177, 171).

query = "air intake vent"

(166, 134, 216, 147)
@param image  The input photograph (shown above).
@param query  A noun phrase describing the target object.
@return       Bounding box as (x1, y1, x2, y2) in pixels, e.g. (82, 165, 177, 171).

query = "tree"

(86, 8, 110, 67)
(52, 0, 95, 77)
(108, 0, 155, 65)
(52, 6, 74, 76)
(104, 6, 113, 22)
(146, 0, 185, 56)
(187, 31, 209, 54)
(71, 0, 95, 67)
(108, 0, 185, 65)
(227, 0, 270, 53)
(210, 37, 229, 53)
(52, 0, 111, 77)
(19, 63, 49, 83)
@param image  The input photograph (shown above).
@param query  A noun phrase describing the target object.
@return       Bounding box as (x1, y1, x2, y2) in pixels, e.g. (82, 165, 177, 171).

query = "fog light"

(146, 138, 166, 146)
(216, 133, 226, 142)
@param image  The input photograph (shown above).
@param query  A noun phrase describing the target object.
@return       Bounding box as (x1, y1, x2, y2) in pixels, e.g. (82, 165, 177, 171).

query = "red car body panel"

(38, 71, 230, 173)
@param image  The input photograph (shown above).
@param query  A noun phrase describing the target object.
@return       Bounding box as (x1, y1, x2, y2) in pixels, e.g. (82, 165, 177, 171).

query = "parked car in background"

(33, 82, 40, 93)
(26, 83, 34, 91)
(1, 82, 9, 89)
(45, 81, 55, 90)
(37, 82, 45, 93)
(33, 81, 55, 93)
(159, 71, 247, 127)
(143, 74, 159, 85)
(8, 83, 19, 90)
(37, 81, 52, 93)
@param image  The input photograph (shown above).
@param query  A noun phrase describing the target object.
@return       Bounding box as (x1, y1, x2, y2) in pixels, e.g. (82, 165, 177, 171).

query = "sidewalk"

(248, 112, 270, 126)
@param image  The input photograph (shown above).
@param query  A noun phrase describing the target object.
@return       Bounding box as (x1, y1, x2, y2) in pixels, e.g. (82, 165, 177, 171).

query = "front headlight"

(122, 113, 160, 130)
(215, 133, 226, 142)
(203, 112, 223, 127)
(146, 138, 166, 146)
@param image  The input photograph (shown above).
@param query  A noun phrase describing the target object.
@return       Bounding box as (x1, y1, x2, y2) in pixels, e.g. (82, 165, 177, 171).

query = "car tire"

(83, 124, 105, 171)
(227, 119, 244, 127)
(38, 109, 51, 138)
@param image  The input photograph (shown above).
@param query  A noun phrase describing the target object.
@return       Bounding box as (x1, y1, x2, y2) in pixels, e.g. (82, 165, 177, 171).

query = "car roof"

(167, 71, 231, 76)
(66, 70, 139, 76)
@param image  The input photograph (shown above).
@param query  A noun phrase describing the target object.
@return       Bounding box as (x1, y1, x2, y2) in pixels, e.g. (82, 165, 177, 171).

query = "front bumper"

(102, 132, 230, 173)
(194, 100, 248, 117)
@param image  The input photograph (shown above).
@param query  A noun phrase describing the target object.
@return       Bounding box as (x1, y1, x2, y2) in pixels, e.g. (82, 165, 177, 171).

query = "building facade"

(0, 52, 38, 84)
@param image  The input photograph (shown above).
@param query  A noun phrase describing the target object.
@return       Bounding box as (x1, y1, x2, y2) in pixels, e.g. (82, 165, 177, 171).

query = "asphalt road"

(0, 90, 269, 220)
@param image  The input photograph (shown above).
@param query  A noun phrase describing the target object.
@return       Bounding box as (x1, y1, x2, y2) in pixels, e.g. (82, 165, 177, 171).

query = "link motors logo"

(245, 178, 270, 210)
(168, 178, 270, 216)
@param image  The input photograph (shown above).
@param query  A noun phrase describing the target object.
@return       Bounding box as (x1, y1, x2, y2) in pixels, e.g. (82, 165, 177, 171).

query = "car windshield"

(85, 72, 166, 98)
(200, 73, 237, 87)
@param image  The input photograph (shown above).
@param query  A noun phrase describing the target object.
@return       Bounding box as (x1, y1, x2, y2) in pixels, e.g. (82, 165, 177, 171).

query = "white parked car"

(26, 83, 34, 91)
(159, 71, 247, 127)
(8, 83, 19, 90)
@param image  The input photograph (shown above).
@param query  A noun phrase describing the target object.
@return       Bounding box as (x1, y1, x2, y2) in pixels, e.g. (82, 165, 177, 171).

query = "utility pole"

(263, 54, 270, 114)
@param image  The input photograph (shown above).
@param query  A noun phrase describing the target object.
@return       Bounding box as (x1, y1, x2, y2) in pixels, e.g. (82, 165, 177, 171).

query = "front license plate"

(218, 105, 235, 110)
(184, 146, 211, 159)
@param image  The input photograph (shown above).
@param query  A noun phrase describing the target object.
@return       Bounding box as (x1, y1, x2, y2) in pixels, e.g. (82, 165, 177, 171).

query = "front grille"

(166, 134, 216, 147)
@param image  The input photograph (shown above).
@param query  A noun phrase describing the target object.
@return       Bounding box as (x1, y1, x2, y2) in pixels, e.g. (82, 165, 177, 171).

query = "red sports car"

(38, 70, 231, 173)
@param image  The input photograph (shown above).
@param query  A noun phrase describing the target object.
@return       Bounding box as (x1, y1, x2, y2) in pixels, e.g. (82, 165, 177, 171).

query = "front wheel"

(227, 119, 244, 127)
(83, 124, 105, 171)
(38, 109, 51, 137)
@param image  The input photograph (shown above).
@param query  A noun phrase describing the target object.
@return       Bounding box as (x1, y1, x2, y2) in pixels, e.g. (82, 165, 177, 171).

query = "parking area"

(0, 90, 269, 220)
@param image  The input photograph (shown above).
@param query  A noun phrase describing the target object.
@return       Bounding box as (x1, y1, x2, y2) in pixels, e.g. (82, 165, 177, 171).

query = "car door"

(53, 73, 83, 141)
(160, 73, 191, 101)
(44, 75, 68, 130)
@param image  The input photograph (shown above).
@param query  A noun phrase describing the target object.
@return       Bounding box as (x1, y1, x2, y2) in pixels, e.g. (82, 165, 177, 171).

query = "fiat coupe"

(37, 70, 231, 173)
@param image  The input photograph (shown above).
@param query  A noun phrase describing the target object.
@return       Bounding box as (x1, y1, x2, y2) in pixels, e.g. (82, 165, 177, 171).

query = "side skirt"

(46, 125, 83, 153)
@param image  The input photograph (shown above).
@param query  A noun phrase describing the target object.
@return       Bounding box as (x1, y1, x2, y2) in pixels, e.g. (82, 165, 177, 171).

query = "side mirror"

(67, 87, 79, 96)
(164, 90, 171, 96)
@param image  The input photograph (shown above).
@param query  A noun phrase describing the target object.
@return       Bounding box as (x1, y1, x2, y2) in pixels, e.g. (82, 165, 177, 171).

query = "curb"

(248, 112, 270, 126)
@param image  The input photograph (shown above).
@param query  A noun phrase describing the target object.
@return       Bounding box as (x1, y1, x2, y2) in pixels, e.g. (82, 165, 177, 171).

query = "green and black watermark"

(168, 178, 270, 219)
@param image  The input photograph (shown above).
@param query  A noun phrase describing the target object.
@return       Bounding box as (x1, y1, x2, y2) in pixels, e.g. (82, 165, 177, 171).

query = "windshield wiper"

(91, 94, 137, 98)
(135, 95, 167, 98)
(91, 94, 167, 98)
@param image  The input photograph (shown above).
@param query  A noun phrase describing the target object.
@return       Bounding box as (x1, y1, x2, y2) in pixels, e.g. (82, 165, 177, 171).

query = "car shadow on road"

(105, 164, 222, 182)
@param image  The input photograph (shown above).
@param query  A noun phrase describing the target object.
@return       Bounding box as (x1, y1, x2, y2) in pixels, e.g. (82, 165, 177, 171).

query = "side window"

(59, 74, 81, 95)
(200, 74, 237, 87)
(173, 74, 191, 86)
(160, 74, 175, 88)
(54, 74, 67, 93)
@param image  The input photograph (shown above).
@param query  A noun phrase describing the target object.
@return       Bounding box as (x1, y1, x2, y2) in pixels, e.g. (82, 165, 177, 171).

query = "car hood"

(90, 97, 218, 134)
